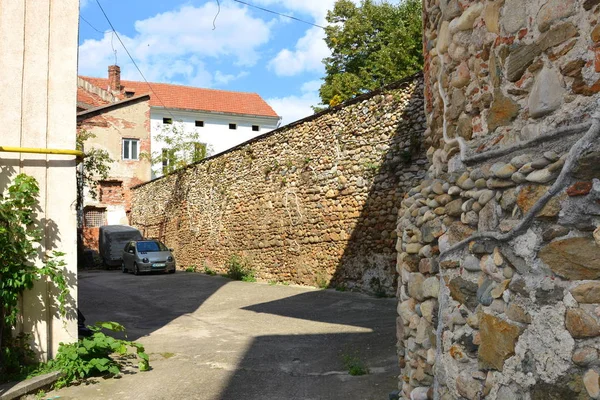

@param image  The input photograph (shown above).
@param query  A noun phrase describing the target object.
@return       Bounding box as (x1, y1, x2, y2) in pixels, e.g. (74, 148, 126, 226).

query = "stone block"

(539, 237, 600, 280)
(478, 313, 521, 370)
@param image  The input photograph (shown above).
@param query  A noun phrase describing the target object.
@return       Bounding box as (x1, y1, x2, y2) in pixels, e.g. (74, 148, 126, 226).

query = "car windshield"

(136, 241, 168, 252)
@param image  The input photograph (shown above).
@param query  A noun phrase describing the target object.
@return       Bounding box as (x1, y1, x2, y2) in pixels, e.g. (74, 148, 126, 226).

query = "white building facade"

(150, 108, 280, 178)
(79, 67, 281, 179)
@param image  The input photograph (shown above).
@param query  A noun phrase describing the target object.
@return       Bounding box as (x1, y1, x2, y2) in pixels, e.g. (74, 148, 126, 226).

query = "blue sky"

(78, 0, 336, 125)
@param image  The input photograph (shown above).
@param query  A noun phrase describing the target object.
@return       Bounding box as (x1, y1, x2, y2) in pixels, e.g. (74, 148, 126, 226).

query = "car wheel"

(134, 263, 140, 276)
(168, 268, 176, 274)
(121, 262, 127, 273)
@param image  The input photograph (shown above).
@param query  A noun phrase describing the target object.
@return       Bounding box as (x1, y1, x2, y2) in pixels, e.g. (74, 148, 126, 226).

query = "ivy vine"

(0, 173, 70, 377)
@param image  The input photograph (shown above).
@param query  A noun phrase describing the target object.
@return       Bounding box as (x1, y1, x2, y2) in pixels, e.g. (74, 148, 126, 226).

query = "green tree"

(145, 121, 213, 176)
(318, 0, 423, 107)
(76, 130, 113, 201)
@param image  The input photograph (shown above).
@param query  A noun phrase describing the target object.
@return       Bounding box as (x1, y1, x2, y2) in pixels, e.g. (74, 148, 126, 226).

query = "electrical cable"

(94, 0, 176, 120)
(233, 0, 325, 29)
(80, 15, 108, 34)
(213, 0, 220, 30)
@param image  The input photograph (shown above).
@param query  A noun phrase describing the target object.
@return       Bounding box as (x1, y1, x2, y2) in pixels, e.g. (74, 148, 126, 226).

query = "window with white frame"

(122, 138, 139, 160)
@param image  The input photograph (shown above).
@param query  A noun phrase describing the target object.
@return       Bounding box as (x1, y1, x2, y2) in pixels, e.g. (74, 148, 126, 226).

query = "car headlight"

(142, 258, 149, 263)
(168, 256, 174, 262)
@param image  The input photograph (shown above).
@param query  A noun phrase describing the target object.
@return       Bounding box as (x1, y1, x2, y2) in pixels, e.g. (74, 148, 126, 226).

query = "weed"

(226, 254, 255, 281)
(203, 266, 217, 275)
(185, 265, 196, 273)
(363, 161, 380, 172)
(370, 277, 388, 298)
(282, 281, 290, 286)
(315, 272, 329, 289)
(342, 352, 369, 376)
(268, 280, 278, 286)
(35, 390, 46, 400)
(335, 284, 347, 292)
(303, 157, 312, 165)
(41, 322, 149, 389)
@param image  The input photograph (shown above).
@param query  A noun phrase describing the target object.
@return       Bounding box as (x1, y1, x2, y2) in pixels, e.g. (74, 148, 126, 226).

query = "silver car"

(121, 240, 176, 275)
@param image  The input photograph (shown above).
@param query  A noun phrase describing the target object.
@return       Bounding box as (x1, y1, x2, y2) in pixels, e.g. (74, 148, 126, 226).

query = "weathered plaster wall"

(396, 1, 600, 399)
(77, 97, 151, 249)
(0, 0, 79, 360)
(132, 75, 426, 294)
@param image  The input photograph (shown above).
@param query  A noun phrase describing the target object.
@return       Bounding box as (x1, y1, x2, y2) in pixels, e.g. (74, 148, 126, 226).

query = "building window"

(163, 117, 173, 124)
(195, 120, 204, 127)
(252, 125, 260, 132)
(122, 139, 139, 160)
(84, 207, 106, 227)
(229, 123, 237, 130)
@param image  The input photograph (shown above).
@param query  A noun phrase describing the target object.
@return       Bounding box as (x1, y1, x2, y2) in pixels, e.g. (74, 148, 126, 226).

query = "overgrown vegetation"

(342, 352, 369, 376)
(0, 174, 71, 378)
(225, 255, 256, 282)
(47, 321, 149, 388)
(317, 0, 423, 109)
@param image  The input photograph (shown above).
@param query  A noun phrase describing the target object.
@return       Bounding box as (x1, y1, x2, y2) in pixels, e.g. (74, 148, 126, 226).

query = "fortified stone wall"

(132, 75, 426, 294)
(397, 1, 600, 399)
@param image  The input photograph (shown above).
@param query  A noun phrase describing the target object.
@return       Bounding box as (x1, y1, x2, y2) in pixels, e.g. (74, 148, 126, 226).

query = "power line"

(80, 15, 108, 34)
(94, 0, 176, 120)
(233, 0, 326, 29)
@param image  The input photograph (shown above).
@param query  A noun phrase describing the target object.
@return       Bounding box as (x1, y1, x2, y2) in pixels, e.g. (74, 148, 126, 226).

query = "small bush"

(226, 255, 255, 281)
(315, 272, 329, 289)
(47, 321, 149, 388)
(203, 266, 216, 275)
(342, 352, 369, 376)
(185, 265, 196, 272)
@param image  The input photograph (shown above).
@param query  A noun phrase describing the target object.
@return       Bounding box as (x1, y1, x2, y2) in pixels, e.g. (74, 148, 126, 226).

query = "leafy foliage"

(76, 130, 113, 200)
(226, 255, 255, 282)
(342, 352, 369, 376)
(0, 174, 70, 377)
(318, 0, 423, 107)
(47, 321, 149, 388)
(144, 121, 213, 176)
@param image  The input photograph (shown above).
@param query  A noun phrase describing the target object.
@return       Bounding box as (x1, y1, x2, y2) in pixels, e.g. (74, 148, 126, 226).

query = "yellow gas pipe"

(0, 146, 84, 159)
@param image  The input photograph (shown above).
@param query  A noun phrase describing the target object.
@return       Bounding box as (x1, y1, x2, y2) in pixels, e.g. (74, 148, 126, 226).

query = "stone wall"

(131, 75, 426, 294)
(396, 1, 600, 399)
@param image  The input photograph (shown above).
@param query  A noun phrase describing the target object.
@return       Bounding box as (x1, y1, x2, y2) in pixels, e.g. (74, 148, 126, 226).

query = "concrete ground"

(46, 270, 399, 400)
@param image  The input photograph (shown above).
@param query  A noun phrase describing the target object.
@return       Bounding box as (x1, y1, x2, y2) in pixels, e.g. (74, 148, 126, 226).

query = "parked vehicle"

(99, 225, 143, 267)
(122, 239, 176, 275)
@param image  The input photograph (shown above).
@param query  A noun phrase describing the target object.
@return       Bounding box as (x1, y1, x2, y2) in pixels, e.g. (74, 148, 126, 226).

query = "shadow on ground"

(78, 270, 228, 341)
(217, 290, 398, 400)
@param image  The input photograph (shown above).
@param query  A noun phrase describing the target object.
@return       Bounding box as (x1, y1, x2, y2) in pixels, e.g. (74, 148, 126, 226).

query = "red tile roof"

(77, 87, 111, 108)
(79, 76, 279, 118)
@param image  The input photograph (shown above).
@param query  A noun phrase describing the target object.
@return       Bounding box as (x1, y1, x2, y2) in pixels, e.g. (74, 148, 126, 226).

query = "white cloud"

(267, 80, 323, 125)
(268, 27, 329, 76)
(79, 0, 89, 9)
(78, 3, 271, 86)
(253, 0, 337, 24)
(301, 79, 322, 93)
(214, 71, 249, 85)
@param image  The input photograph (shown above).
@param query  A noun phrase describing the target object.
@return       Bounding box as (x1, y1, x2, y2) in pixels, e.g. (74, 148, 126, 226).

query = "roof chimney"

(108, 65, 121, 93)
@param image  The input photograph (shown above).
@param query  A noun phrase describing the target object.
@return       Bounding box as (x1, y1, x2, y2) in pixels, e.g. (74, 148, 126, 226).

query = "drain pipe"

(0, 146, 84, 159)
